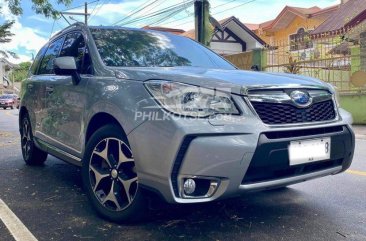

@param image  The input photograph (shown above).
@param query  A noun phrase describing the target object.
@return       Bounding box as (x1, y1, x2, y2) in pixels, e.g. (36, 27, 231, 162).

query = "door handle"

(46, 86, 54, 94)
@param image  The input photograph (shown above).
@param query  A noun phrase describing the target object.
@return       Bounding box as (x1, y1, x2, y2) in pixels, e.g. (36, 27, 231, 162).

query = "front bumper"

(127, 101, 355, 204)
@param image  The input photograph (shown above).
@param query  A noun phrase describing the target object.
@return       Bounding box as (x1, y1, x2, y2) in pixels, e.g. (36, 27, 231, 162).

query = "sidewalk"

(352, 125, 366, 140)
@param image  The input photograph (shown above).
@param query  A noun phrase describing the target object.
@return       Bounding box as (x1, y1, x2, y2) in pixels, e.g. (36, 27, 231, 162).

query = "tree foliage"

(6, 0, 73, 18)
(12, 61, 32, 82)
(0, 0, 73, 58)
(0, 20, 14, 43)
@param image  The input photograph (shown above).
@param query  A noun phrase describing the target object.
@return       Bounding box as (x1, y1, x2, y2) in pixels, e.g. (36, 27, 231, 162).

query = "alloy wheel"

(89, 137, 138, 212)
(21, 118, 32, 160)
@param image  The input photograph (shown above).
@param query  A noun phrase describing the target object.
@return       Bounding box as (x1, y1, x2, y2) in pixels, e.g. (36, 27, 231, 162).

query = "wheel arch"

(18, 106, 29, 132)
(85, 112, 127, 146)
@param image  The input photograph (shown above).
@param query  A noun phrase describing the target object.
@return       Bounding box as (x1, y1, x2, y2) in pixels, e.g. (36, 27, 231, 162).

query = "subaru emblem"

(290, 90, 312, 107)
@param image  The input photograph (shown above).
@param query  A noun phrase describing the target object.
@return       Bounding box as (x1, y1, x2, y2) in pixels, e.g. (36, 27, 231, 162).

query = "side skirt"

(35, 137, 83, 167)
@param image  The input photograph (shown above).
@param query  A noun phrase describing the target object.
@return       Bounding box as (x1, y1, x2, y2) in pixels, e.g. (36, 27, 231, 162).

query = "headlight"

(326, 83, 340, 107)
(144, 80, 240, 117)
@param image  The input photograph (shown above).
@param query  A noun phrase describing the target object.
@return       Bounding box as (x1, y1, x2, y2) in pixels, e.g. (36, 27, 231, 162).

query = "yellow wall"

(257, 16, 327, 45)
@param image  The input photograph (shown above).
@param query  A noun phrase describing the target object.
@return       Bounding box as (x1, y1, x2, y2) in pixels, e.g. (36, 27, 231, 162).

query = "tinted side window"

(60, 32, 92, 74)
(30, 44, 48, 75)
(38, 37, 65, 75)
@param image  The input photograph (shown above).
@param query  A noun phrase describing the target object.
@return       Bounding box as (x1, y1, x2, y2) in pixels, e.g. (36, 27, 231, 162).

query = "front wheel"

(82, 125, 147, 222)
(20, 113, 48, 165)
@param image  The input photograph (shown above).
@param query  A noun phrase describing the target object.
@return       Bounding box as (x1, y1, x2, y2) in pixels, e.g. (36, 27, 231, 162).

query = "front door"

(41, 32, 92, 157)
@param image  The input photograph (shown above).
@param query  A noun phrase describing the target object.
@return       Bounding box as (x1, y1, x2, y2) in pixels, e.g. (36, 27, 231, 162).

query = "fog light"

(183, 178, 196, 195)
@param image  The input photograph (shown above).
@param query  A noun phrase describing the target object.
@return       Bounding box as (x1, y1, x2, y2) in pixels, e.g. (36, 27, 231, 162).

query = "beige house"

(0, 58, 17, 94)
(182, 16, 266, 55)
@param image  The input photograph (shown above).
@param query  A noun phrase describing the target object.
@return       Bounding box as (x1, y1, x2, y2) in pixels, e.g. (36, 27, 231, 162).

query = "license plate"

(289, 138, 331, 166)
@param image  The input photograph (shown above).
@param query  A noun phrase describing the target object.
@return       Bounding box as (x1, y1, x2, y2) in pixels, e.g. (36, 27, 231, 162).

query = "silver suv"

(20, 23, 355, 222)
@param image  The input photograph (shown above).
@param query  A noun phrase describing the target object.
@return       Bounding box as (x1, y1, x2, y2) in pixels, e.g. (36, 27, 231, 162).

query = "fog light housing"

(183, 178, 196, 195)
(181, 177, 220, 198)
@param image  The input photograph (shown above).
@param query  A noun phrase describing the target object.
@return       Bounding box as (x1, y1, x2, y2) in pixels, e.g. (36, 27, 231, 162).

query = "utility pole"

(85, 2, 88, 25)
(61, 2, 91, 25)
(194, 0, 210, 46)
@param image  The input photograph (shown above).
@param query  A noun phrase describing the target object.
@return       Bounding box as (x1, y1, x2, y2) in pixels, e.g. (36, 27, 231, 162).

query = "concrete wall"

(224, 51, 253, 70)
(340, 94, 366, 124)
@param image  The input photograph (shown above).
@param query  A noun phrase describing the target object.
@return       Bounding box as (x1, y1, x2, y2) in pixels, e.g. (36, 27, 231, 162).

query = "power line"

(157, 0, 243, 26)
(172, 0, 256, 27)
(89, 0, 110, 22)
(49, 19, 56, 38)
(62, 0, 99, 11)
(213, 0, 256, 16)
(88, 0, 101, 18)
(145, 2, 193, 27)
(114, 1, 191, 26)
(117, 1, 194, 26)
(112, 0, 161, 26)
(212, 0, 241, 9)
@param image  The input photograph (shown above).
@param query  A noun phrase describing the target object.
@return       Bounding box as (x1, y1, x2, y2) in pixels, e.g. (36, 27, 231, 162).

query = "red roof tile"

(312, 0, 366, 34)
(260, 5, 339, 31)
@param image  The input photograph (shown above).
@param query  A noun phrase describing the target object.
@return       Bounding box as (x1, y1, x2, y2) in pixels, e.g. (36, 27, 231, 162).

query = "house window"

(289, 28, 313, 51)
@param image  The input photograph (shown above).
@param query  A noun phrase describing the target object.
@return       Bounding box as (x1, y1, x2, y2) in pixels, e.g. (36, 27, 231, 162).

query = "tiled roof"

(244, 23, 260, 31)
(312, 0, 366, 34)
(260, 5, 339, 31)
(181, 29, 195, 39)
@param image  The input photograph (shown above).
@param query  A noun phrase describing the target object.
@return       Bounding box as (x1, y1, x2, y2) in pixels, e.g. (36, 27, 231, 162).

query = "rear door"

(42, 31, 92, 157)
(33, 36, 65, 142)
(23, 44, 48, 135)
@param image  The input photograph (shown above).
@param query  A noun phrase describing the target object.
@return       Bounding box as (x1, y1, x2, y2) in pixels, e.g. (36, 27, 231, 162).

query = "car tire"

(20, 113, 48, 165)
(82, 124, 147, 223)
(10, 105, 14, 109)
(2, 107, 6, 110)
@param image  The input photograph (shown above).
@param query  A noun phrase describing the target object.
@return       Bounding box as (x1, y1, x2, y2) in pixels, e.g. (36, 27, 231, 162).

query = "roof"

(142, 26, 185, 35)
(182, 16, 266, 45)
(0, 58, 17, 68)
(181, 29, 195, 39)
(259, 5, 339, 32)
(312, 0, 366, 35)
(244, 23, 260, 31)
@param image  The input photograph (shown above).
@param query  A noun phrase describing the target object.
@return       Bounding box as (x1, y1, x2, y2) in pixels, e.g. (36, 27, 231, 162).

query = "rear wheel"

(82, 124, 147, 222)
(20, 113, 48, 165)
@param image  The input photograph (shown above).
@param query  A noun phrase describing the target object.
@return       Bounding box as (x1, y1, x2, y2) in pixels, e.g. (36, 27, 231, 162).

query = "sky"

(0, 0, 340, 64)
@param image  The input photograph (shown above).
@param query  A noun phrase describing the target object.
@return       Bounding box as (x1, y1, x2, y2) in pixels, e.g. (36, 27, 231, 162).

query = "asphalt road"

(0, 109, 365, 241)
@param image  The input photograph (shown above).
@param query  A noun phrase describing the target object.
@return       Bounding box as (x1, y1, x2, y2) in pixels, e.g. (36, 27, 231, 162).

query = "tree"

(12, 61, 32, 82)
(6, 0, 73, 18)
(0, 0, 73, 58)
(0, 18, 17, 58)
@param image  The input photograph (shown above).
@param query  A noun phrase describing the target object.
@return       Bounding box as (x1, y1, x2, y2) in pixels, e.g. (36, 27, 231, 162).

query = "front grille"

(251, 100, 336, 125)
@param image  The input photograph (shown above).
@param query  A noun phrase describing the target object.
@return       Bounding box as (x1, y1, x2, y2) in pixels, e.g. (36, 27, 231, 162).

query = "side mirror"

(54, 57, 81, 85)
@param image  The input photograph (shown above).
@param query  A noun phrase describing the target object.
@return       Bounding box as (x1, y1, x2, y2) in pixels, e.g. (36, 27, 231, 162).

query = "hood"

(113, 66, 329, 95)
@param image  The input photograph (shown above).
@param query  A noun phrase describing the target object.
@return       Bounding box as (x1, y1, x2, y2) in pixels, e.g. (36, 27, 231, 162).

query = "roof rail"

(50, 22, 86, 40)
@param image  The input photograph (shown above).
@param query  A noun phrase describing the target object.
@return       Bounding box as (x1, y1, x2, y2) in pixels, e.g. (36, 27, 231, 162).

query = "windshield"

(89, 27, 235, 69)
